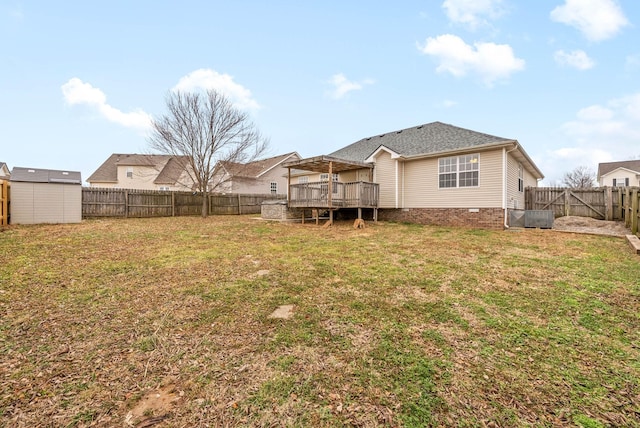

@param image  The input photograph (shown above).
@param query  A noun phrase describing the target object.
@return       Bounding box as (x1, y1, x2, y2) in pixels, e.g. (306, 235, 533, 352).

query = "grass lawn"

(1, 216, 639, 427)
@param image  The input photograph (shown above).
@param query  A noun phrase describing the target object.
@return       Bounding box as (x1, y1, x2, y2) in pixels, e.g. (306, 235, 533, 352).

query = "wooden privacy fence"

(526, 186, 639, 234)
(0, 179, 8, 226)
(82, 187, 285, 218)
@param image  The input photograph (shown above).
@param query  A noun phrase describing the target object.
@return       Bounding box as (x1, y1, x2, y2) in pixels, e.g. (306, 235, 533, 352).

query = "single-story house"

(10, 167, 82, 224)
(87, 154, 195, 191)
(597, 160, 640, 187)
(283, 121, 544, 229)
(213, 152, 300, 195)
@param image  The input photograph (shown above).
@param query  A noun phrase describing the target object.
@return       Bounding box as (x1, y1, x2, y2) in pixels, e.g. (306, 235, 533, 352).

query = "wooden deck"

(288, 181, 379, 209)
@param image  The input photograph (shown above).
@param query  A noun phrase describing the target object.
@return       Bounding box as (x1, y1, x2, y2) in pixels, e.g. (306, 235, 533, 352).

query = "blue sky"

(2, 0, 639, 185)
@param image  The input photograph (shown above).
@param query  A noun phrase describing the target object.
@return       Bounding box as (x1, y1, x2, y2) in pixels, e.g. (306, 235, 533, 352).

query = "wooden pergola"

(282, 155, 378, 226)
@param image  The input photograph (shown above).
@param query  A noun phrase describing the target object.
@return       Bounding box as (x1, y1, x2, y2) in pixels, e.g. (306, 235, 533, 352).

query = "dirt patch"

(552, 216, 631, 237)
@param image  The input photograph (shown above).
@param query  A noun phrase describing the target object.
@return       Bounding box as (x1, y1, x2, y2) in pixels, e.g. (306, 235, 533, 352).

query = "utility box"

(524, 210, 554, 229)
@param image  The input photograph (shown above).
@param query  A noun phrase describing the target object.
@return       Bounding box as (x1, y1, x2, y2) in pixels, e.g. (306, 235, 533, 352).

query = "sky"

(2, 0, 639, 185)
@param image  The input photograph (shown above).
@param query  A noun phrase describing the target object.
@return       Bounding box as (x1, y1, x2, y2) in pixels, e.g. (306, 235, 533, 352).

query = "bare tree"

(562, 165, 596, 188)
(149, 89, 269, 217)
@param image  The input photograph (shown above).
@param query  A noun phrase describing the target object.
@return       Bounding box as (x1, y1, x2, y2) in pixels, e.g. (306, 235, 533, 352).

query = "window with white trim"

(613, 177, 628, 187)
(126, 167, 133, 178)
(320, 173, 339, 182)
(319, 173, 339, 193)
(270, 182, 278, 194)
(518, 163, 524, 192)
(439, 154, 479, 188)
(298, 176, 308, 184)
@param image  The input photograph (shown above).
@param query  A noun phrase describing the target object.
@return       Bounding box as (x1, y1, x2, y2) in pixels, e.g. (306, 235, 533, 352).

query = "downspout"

(503, 143, 519, 228)
(395, 159, 399, 209)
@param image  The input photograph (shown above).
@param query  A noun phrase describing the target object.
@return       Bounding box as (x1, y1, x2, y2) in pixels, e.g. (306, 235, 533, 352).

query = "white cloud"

(442, 0, 505, 29)
(625, 54, 640, 72)
(442, 99, 458, 108)
(550, 0, 628, 42)
(418, 34, 525, 86)
(554, 49, 595, 70)
(326, 73, 375, 100)
(61, 78, 152, 131)
(172, 68, 260, 110)
(539, 92, 640, 184)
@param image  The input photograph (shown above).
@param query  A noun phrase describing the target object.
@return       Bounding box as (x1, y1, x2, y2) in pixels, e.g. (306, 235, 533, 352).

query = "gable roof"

(0, 162, 9, 176)
(328, 121, 543, 179)
(154, 156, 191, 184)
(330, 121, 515, 161)
(87, 153, 189, 184)
(10, 167, 82, 184)
(220, 152, 300, 179)
(597, 160, 640, 179)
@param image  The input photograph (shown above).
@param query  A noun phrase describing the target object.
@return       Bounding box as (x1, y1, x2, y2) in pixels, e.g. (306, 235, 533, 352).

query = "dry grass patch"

(1, 216, 639, 427)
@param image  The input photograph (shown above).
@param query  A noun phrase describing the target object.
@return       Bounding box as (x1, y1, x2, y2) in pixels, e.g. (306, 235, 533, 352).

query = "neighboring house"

(10, 167, 82, 224)
(214, 152, 300, 195)
(597, 160, 640, 187)
(0, 162, 10, 178)
(87, 154, 194, 191)
(284, 121, 543, 229)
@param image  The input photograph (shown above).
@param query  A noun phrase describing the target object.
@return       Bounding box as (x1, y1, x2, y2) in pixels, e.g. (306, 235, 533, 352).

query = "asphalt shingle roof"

(597, 160, 640, 178)
(329, 121, 514, 162)
(10, 167, 82, 184)
(87, 154, 185, 183)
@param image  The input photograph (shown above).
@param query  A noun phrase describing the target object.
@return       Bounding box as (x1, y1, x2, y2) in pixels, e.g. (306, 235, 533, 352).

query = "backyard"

(0, 216, 638, 427)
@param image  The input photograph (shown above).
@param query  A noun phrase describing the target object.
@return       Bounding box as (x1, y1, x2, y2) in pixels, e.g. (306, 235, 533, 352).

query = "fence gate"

(526, 187, 608, 219)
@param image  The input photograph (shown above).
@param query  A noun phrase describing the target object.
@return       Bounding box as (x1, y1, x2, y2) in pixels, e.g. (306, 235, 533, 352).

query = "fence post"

(625, 188, 631, 228)
(0, 180, 7, 226)
(237, 193, 242, 215)
(605, 187, 612, 220)
(124, 190, 129, 218)
(617, 188, 623, 221)
(632, 188, 639, 235)
(564, 188, 570, 216)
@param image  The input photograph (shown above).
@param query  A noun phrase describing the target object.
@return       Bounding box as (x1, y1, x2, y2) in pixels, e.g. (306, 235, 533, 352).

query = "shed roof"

(10, 167, 82, 184)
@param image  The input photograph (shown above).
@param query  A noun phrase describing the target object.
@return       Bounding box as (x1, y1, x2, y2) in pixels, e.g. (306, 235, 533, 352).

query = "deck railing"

(288, 181, 379, 208)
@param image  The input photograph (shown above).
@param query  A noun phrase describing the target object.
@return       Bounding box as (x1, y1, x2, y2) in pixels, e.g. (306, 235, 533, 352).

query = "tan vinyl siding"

(403, 149, 503, 208)
(374, 151, 397, 208)
(506, 154, 522, 210)
(600, 170, 640, 187)
(10, 182, 81, 224)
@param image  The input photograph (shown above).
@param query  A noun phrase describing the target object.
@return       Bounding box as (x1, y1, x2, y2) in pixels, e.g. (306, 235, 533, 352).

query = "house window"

(270, 182, 278, 194)
(298, 176, 308, 184)
(158, 186, 170, 191)
(613, 178, 628, 187)
(439, 154, 479, 188)
(126, 167, 133, 178)
(320, 173, 339, 182)
(518, 163, 524, 192)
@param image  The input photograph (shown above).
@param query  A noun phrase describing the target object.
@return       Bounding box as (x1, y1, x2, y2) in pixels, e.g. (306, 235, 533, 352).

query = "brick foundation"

(378, 208, 505, 229)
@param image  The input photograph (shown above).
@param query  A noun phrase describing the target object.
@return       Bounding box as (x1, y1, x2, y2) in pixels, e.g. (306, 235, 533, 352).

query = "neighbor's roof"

(597, 160, 640, 179)
(87, 153, 189, 184)
(10, 167, 82, 184)
(220, 152, 300, 178)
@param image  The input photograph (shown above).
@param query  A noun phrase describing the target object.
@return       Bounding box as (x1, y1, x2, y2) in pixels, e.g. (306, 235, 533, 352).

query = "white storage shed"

(10, 167, 82, 224)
